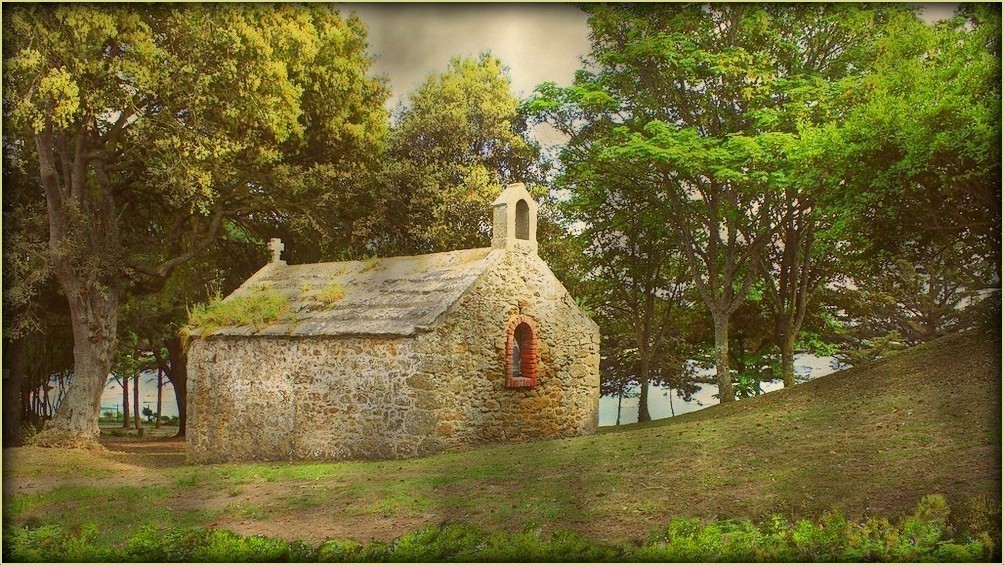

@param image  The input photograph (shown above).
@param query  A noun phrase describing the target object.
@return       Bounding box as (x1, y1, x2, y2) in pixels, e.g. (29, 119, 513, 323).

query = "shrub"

(3, 495, 999, 563)
(122, 525, 168, 562)
(4, 524, 115, 562)
(190, 530, 293, 562)
(316, 539, 367, 562)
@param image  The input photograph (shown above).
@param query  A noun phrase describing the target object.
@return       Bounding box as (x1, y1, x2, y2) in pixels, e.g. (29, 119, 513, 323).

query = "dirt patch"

(101, 436, 187, 454)
(101, 436, 188, 469)
(221, 511, 433, 544)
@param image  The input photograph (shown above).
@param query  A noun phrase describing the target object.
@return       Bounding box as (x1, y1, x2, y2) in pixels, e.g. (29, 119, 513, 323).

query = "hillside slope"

(3, 330, 1000, 544)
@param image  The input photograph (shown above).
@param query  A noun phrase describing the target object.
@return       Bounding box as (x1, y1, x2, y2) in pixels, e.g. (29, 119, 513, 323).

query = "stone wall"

(187, 248, 600, 463)
(187, 337, 426, 462)
(409, 250, 600, 452)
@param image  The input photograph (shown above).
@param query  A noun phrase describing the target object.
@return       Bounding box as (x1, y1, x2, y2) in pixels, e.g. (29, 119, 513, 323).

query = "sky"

(341, 2, 956, 146)
(342, 3, 590, 109)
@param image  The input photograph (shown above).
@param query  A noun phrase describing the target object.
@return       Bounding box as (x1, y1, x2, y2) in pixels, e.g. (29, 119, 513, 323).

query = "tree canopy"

(370, 53, 544, 255)
(2, 4, 389, 441)
(529, 3, 999, 407)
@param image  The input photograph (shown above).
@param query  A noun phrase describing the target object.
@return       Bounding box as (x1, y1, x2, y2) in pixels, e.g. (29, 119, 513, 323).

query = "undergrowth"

(4, 495, 999, 562)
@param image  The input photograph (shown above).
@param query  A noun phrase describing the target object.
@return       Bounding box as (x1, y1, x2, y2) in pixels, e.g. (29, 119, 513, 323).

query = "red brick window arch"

(505, 315, 539, 388)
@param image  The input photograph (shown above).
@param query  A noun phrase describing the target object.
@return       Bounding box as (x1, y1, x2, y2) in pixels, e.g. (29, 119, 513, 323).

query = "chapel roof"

(202, 247, 502, 338)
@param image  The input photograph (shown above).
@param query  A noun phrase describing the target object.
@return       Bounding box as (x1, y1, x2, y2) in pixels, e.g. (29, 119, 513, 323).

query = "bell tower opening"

(515, 200, 530, 240)
(491, 183, 538, 253)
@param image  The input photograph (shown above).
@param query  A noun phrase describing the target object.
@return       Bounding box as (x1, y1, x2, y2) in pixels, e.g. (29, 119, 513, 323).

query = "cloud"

(341, 3, 590, 107)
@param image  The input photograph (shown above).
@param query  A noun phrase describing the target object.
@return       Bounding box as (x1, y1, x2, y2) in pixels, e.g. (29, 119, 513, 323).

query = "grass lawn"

(2, 330, 1000, 548)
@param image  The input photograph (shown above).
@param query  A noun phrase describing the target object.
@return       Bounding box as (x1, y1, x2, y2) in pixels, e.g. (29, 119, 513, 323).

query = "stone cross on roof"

(268, 238, 285, 264)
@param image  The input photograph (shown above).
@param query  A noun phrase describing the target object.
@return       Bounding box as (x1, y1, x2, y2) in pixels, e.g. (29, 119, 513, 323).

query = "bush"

(3, 495, 998, 562)
(4, 524, 115, 562)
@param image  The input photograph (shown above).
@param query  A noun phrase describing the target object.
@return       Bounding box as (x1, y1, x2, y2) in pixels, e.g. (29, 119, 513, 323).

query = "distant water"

(97, 354, 838, 425)
(100, 369, 179, 418)
(600, 353, 839, 426)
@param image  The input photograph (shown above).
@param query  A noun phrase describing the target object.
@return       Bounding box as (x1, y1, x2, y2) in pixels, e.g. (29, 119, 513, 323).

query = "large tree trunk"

(638, 378, 651, 422)
(167, 336, 187, 437)
(714, 314, 735, 403)
(637, 357, 652, 422)
(32, 126, 121, 446)
(780, 331, 797, 388)
(35, 290, 119, 445)
(3, 337, 25, 444)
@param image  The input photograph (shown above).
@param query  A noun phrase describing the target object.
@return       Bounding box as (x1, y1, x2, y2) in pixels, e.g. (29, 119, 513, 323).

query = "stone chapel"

(186, 183, 600, 463)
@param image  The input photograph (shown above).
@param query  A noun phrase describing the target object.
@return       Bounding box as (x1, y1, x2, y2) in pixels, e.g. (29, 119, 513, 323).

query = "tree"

(1, 146, 65, 441)
(154, 369, 163, 429)
(111, 331, 154, 430)
(740, 5, 908, 388)
(530, 4, 920, 400)
(118, 375, 130, 429)
(0, 165, 76, 439)
(531, 4, 789, 402)
(832, 244, 993, 367)
(372, 53, 545, 255)
(755, 126, 846, 387)
(559, 160, 693, 422)
(825, 6, 1001, 362)
(835, 6, 1000, 273)
(2, 4, 389, 443)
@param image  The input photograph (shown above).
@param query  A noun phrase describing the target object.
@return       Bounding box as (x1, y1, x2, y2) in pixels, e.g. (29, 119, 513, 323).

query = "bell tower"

(491, 183, 538, 254)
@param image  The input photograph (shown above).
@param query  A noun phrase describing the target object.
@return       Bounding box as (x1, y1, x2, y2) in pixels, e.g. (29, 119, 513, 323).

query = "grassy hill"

(3, 330, 1000, 547)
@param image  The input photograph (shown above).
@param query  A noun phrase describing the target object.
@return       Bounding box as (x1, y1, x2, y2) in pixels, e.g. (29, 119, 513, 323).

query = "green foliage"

(4, 524, 115, 563)
(4, 496, 998, 562)
(370, 52, 545, 255)
(831, 247, 994, 367)
(186, 289, 288, 334)
(820, 7, 1000, 362)
(527, 4, 907, 399)
(733, 374, 764, 399)
(125, 527, 314, 562)
(316, 539, 368, 562)
(530, 3, 999, 395)
(2, 3, 391, 439)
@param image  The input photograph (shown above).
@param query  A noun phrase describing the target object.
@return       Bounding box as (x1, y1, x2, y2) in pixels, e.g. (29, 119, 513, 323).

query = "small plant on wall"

(182, 289, 290, 339)
(317, 283, 346, 305)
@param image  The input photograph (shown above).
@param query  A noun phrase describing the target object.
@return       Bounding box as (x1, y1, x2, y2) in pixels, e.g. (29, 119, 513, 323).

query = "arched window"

(505, 316, 538, 388)
(515, 199, 530, 240)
